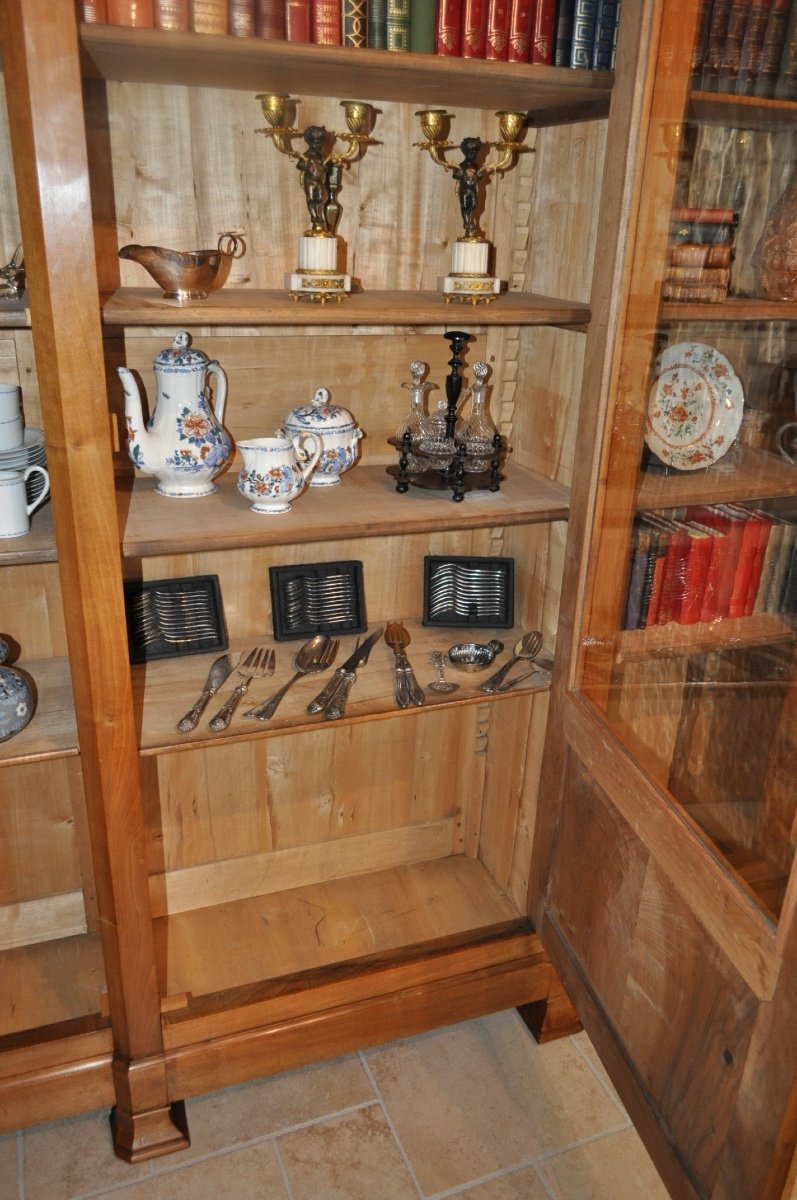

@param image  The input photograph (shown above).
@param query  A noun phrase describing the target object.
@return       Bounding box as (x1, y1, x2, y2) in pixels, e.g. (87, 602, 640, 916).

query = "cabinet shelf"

(0, 657, 77, 765)
(662, 298, 797, 323)
(134, 624, 552, 756)
(689, 89, 797, 131)
(79, 24, 612, 122)
(0, 504, 55, 565)
(103, 288, 591, 329)
(617, 612, 796, 664)
(636, 448, 797, 510)
(120, 464, 570, 558)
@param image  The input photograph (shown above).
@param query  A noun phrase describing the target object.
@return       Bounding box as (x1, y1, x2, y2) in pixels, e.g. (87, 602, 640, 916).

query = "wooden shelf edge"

(102, 288, 591, 329)
(690, 89, 797, 131)
(636, 449, 797, 508)
(134, 623, 552, 756)
(120, 464, 570, 558)
(0, 501, 56, 565)
(616, 612, 796, 663)
(662, 297, 797, 322)
(80, 24, 612, 119)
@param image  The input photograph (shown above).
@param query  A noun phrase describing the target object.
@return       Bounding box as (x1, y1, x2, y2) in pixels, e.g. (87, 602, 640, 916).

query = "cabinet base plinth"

(110, 1099, 190, 1163)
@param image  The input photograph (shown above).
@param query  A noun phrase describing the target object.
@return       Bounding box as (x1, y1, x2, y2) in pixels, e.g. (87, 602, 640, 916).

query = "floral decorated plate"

(645, 341, 744, 471)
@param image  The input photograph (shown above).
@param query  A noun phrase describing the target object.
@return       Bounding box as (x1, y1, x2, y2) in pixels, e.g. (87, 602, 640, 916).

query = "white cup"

(0, 466, 49, 537)
(0, 383, 23, 452)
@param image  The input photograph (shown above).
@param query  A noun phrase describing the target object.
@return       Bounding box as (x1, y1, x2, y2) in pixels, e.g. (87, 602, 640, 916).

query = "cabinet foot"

(110, 1099, 190, 1162)
(517, 969, 582, 1043)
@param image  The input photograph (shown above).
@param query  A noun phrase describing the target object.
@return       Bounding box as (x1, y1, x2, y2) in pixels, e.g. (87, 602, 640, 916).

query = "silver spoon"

(479, 630, 543, 693)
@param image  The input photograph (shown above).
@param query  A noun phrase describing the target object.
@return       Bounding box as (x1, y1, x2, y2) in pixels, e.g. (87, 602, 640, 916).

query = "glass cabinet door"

(533, 3, 797, 1197)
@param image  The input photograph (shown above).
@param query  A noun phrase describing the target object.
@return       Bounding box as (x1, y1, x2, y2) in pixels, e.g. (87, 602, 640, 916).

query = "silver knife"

(307, 628, 383, 717)
(176, 652, 234, 733)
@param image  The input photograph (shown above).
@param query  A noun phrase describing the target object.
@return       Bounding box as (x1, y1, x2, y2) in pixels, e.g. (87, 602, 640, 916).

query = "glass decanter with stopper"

(458, 361, 498, 472)
(395, 359, 438, 472)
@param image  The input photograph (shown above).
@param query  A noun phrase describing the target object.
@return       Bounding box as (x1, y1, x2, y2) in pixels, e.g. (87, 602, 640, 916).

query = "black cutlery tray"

(124, 574, 228, 664)
(423, 555, 514, 628)
(270, 560, 367, 641)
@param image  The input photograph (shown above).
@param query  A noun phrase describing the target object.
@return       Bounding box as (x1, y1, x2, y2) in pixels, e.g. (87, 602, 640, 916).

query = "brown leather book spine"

(229, 0, 256, 33)
(82, 0, 109, 20)
(256, 0, 285, 35)
(190, 0, 228, 30)
(107, 0, 154, 24)
(435, 0, 461, 54)
(460, 0, 487, 56)
(155, 0, 190, 27)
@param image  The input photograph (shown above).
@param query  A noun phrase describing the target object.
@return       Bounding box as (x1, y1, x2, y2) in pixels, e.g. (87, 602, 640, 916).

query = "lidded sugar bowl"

(283, 387, 363, 486)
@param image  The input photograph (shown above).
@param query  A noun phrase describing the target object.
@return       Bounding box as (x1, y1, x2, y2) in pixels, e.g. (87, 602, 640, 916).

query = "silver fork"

(243, 635, 339, 721)
(208, 647, 274, 732)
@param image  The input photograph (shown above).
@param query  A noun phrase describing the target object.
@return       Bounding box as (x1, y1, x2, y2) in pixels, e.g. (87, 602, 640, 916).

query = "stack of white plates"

(0, 427, 48, 503)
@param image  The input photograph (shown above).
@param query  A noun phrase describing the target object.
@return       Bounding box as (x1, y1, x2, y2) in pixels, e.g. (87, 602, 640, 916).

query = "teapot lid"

(284, 387, 358, 433)
(154, 331, 210, 368)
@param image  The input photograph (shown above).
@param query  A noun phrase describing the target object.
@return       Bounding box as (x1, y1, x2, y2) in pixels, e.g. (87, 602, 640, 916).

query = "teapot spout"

(118, 366, 158, 476)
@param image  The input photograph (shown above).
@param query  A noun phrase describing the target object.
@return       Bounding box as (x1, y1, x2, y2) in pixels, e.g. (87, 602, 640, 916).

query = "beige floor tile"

(453, 1165, 552, 1198)
(539, 1127, 670, 1200)
(0, 1131, 18, 1200)
(363, 1011, 627, 1196)
(278, 1103, 419, 1200)
(150, 1053, 373, 1167)
(89, 1142, 287, 1200)
(23, 1109, 151, 1200)
(570, 1032, 625, 1109)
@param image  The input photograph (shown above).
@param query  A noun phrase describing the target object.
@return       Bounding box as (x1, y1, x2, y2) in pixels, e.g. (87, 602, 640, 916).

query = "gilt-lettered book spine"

(256, 0, 284, 36)
(754, 0, 790, 95)
(435, 0, 462, 54)
(507, 0, 533, 63)
(368, 0, 388, 46)
(531, 0, 555, 63)
(343, 0, 368, 45)
(591, 0, 617, 69)
(485, 0, 511, 58)
(461, 0, 488, 56)
(190, 0, 228, 30)
(735, 0, 773, 93)
(313, 0, 341, 42)
(569, 0, 596, 67)
(387, 0, 411, 51)
(155, 0, 190, 27)
(285, 0, 311, 39)
(229, 0, 256, 34)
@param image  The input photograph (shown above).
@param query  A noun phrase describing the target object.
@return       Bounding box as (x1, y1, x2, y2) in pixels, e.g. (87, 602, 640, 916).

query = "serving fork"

(208, 646, 274, 732)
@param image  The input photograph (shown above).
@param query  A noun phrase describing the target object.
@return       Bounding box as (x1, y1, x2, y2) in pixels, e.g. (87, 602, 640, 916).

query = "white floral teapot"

(119, 331, 232, 498)
(283, 387, 363, 486)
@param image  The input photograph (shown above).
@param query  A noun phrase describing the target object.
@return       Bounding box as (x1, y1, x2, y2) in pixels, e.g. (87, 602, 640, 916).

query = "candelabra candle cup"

(341, 100, 369, 136)
(258, 93, 290, 127)
(496, 110, 525, 144)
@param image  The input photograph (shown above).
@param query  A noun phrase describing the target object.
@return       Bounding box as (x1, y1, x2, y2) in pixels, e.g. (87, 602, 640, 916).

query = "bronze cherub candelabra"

(414, 109, 530, 303)
(256, 94, 378, 302)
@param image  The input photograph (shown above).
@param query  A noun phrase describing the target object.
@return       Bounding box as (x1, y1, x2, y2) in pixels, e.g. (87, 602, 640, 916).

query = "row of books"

(84, 0, 620, 66)
(623, 503, 797, 630)
(693, 0, 797, 99)
(662, 206, 737, 305)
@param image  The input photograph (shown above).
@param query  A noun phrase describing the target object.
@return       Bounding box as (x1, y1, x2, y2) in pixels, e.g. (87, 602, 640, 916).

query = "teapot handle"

(776, 421, 797, 465)
(205, 363, 228, 424)
(293, 432, 322, 481)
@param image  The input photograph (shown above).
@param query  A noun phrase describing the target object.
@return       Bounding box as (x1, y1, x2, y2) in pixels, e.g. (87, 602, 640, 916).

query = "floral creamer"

(119, 331, 231, 498)
(236, 432, 322, 513)
(283, 387, 363, 486)
(0, 636, 34, 742)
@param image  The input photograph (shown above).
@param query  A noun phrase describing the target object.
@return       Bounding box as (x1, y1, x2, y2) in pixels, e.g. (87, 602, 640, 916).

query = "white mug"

(0, 383, 23, 452)
(0, 466, 49, 537)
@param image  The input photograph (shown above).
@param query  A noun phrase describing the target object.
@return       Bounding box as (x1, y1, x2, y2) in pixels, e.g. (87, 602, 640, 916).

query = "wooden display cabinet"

(3, 2, 796, 1195)
(0, 0, 615, 1160)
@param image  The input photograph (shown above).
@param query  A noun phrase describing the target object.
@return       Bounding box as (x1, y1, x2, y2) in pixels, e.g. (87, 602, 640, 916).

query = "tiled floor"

(1, 1009, 670, 1200)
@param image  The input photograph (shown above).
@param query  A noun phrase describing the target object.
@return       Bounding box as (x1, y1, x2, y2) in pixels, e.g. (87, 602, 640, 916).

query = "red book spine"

(721, 509, 761, 617)
(678, 526, 713, 625)
(485, 0, 511, 58)
(256, 0, 285, 35)
(530, 0, 554, 63)
(658, 527, 690, 625)
(684, 505, 743, 618)
(285, 0, 310, 38)
(312, 0, 341, 41)
(745, 515, 773, 614)
(645, 532, 669, 627)
(435, 0, 462, 53)
(696, 527, 728, 622)
(507, 0, 533, 61)
(461, 0, 487, 56)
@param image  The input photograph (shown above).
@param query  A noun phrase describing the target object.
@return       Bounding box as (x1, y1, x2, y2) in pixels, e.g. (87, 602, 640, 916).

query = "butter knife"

(176, 652, 234, 733)
(307, 627, 383, 716)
